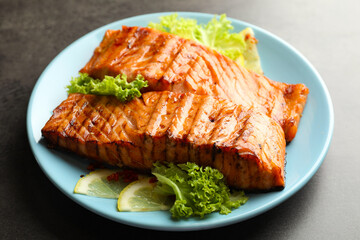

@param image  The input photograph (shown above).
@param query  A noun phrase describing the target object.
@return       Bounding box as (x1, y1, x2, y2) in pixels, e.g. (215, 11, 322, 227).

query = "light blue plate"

(26, 12, 334, 231)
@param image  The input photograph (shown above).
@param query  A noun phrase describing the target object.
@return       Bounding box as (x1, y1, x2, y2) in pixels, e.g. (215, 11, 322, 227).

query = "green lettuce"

(151, 162, 248, 218)
(66, 73, 148, 102)
(148, 13, 263, 74)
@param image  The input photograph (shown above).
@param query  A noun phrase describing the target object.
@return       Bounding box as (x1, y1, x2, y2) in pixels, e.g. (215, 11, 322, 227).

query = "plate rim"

(26, 11, 334, 231)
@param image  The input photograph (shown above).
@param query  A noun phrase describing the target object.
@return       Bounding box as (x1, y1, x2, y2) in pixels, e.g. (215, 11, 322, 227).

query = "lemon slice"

(239, 27, 263, 75)
(117, 177, 173, 212)
(74, 169, 134, 198)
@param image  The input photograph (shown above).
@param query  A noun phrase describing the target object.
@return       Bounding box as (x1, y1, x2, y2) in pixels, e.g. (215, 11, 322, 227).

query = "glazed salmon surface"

(80, 26, 309, 142)
(42, 92, 286, 191)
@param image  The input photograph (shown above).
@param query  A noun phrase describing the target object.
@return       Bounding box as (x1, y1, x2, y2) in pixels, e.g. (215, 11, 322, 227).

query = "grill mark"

(63, 96, 88, 140)
(165, 93, 188, 161)
(107, 28, 139, 68)
(204, 49, 233, 91)
(187, 56, 213, 94)
(147, 93, 170, 136)
(207, 102, 233, 144)
(117, 103, 141, 166)
(229, 64, 249, 92)
(118, 29, 161, 70)
(84, 31, 117, 72)
(226, 110, 253, 148)
(197, 100, 221, 142)
(160, 39, 188, 82)
(143, 92, 164, 127)
(144, 92, 170, 166)
(142, 34, 168, 62)
(230, 67, 250, 106)
(209, 104, 242, 173)
(251, 115, 268, 159)
(114, 142, 124, 167)
(97, 97, 131, 164)
(139, 91, 164, 167)
(237, 68, 264, 111)
(96, 96, 122, 164)
(165, 93, 188, 158)
(174, 94, 202, 163)
(211, 143, 218, 164)
(196, 53, 229, 100)
(164, 42, 194, 85)
(55, 95, 83, 148)
(267, 87, 284, 125)
(78, 96, 103, 159)
(187, 96, 213, 165)
(87, 96, 112, 142)
(259, 114, 284, 172)
(109, 102, 131, 141)
(95, 97, 113, 136)
(218, 55, 237, 83)
(158, 92, 183, 163)
(176, 55, 199, 92)
(183, 94, 205, 135)
(68, 100, 89, 143)
(95, 31, 124, 66)
(111, 103, 135, 167)
(135, 33, 169, 70)
(128, 98, 151, 130)
(102, 96, 123, 141)
(198, 47, 237, 101)
(150, 93, 170, 162)
(62, 97, 90, 153)
(240, 68, 266, 106)
(88, 30, 128, 74)
(217, 54, 250, 106)
(199, 100, 225, 167)
(258, 142, 272, 187)
(114, 99, 146, 168)
(84, 96, 113, 161)
(73, 96, 97, 156)
(47, 95, 79, 132)
(195, 47, 221, 84)
(115, 99, 142, 132)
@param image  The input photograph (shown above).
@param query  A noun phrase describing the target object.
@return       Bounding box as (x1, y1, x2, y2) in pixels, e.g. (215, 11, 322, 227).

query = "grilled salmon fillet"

(41, 92, 286, 191)
(80, 26, 309, 142)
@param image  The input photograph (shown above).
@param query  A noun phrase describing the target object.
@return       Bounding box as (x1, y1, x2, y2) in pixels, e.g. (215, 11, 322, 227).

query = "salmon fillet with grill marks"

(80, 26, 309, 142)
(41, 92, 286, 191)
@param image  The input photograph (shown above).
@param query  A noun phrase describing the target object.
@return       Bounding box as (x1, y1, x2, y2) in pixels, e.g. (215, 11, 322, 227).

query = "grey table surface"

(1, 0, 359, 239)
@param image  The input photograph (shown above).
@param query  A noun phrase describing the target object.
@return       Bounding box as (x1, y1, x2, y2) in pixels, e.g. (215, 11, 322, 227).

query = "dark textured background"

(1, 0, 359, 239)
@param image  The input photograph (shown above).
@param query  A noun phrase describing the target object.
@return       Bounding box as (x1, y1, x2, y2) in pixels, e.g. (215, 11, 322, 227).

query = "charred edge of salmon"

(41, 136, 285, 193)
(41, 92, 286, 191)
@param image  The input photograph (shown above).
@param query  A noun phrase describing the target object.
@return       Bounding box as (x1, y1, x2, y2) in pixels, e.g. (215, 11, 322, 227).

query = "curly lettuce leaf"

(151, 162, 248, 218)
(148, 13, 263, 74)
(66, 73, 148, 102)
(149, 13, 198, 40)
